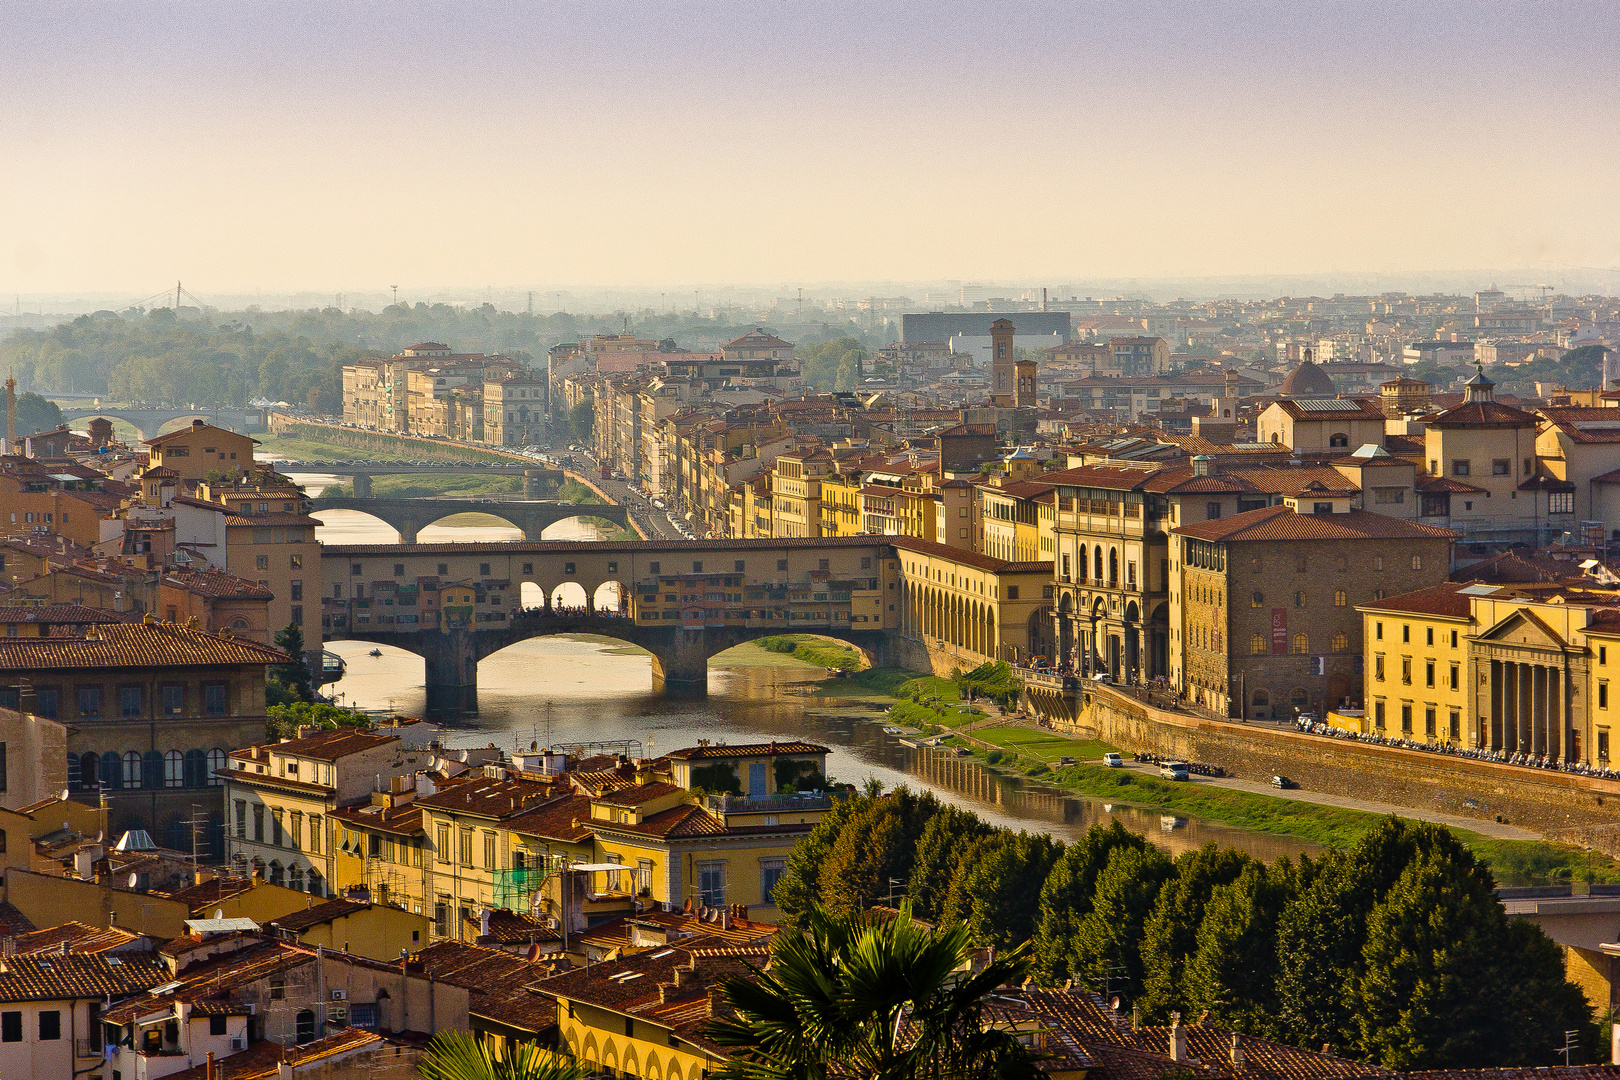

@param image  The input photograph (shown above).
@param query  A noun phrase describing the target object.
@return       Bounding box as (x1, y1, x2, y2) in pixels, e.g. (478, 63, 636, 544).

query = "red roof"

(1172, 505, 1458, 543)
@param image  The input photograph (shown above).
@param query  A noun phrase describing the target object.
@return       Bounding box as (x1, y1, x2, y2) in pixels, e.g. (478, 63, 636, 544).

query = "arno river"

(297, 472, 1315, 863)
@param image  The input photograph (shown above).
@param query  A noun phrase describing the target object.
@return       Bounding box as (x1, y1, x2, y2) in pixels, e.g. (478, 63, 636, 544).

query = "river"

(274, 464, 1316, 861)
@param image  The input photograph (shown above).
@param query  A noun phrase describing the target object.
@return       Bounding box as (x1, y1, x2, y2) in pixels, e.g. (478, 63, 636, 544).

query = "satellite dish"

(58, 789, 69, 801)
(214, 909, 224, 921)
(127, 873, 139, 889)
(1110, 997, 1121, 1011)
(525, 944, 541, 962)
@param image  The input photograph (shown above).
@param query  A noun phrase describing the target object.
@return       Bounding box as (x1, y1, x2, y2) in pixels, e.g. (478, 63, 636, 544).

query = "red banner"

(1271, 609, 1288, 654)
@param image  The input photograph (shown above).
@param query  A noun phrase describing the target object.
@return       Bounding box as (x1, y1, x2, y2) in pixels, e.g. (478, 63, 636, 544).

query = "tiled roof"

(665, 742, 828, 761)
(0, 951, 169, 1002)
(157, 876, 259, 913)
(224, 512, 322, 527)
(234, 727, 397, 762)
(414, 773, 562, 819)
(411, 940, 565, 1031)
(0, 903, 35, 936)
(466, 908, 560, 945)
(592, 781, 684, 807)
(1172, 506, 1459, 543)
(144, 424, 258, 447)
(0, 605, 129, 624)
(13, 921, 144, 955)
(503, 794, 595, 844)
(1356, 581, 1482, 619)
(0, 623, 288, 671)
(267, 898, 371, 933)
(163, 568, 274, 600)
(160, 1028, 383, 1080)
(330, 799, 427, 838)
(321, 536, 893, 557)
(1414, 475, 1486, 494)
(1429, 401, 1538, 427)
(890, 535, 1052, 574)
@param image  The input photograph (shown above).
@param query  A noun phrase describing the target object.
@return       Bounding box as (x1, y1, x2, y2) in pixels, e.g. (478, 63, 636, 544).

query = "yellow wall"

(286, 904, 434, 962)
(3, 867, 191, 938)
(207, 879, 316, 923)
(148, 425, 257, 481)
(1362, 608, 1471, 741)
(559, 1000, 722, 1080)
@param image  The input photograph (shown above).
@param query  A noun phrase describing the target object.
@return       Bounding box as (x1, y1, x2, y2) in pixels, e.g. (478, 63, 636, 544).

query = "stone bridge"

(61, 406, 268, 441)
(319, 536, 903, 713)
(309, 497, 627, 543)
(273, 461, 558, 499)
(327, 614, 892, 713)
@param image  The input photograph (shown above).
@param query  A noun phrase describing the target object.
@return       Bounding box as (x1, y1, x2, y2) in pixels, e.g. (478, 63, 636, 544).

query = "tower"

(989, 318, 1016, 407)
(4, 371, 15, 454)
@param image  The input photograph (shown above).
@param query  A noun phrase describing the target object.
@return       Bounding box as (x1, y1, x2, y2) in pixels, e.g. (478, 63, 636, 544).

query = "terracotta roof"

(321, 536, 896, 557)
(160, 1028, 383, 1080)
(234, 727, 397, 762)
(0, 903, 35, 936)
(414, 773, 562, 820)
(329, 799, 427, 838)
(1267, 397, 1384, 420)
(1415, 475, 1486, 494)
(592, 781, 684, 807)
(1172, 506, 1459, 543)
(0, 951, 168, 1002)
(411, 940, 565, 1031)
(503, 794, 595, 844)
(466, 908, 560, 945)
(143, 424, 259, 447)
(157, 876, 260, 913)
(162, 568, 274, 600)
(890, 535, 1053, 574)
(1356, 581, 1483, 619)
(1277, 360, 1337, 397)
(224, 512, 322, 527)
(266, 898, 373, 933)
(1429, 400, 1538, 427)
(0, 623, 287, 671)
(594, 803, 727, 839)
(665, 742, 828, 762)
(0, 605, 129, 624)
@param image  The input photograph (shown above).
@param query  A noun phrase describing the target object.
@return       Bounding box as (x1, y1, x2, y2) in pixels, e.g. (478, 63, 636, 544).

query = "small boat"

(825, 667, 847, 678)
(368, 649, 383, 658)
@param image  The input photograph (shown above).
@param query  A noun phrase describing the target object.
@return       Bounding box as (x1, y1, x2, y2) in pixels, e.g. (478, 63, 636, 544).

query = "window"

(350, 1002, 379, 1031)
(1411, 555, 1422, 570)
(1, 1012, 19, 1042)
(1291, 633, 1308, 655)
(166, 750, 184, 788)
(1450, 664, 1459, 691)
(1426, 627, 1434, 646)
(436, 824, 450, 858)
(1333, 590, 1346, 607)
(294, 1009, 314, 1044)
(761, 857, 786, 904)
(1206, 502, 1221, 520)
(698, 860, 725, 906)
(1425, 662, 1435, 688)
(253, 805, 264, 841)
(1604, 646, 1609, 666)
(459, 828, 474, 866)
(162, 684, 184, 715)
(309, 815, 321, 853)
(233, 800, 247, 839)
(1250, 634, 1266, 655)
(123, 751, 141, 787)
(1425, 707, 1437, 737)
(78, 685, 102, 718)
(119, 686, 142, 717)
(1452, 460, 1470, 476)
(1374, 556, 1384, 571)
(483, 831, 497, 869)
(38, 1010, 60, 1041)
(211, 1015, 228, 1036)
(256, 555, 269, 571)
(1331, 632, 1347, 652)
(1402, 625, 1410, 643)
(1449, 710, 1460, 739)
(1375, 622, 1383, 640)
(1251, 591, 1263, 607)
(204, 683, 228, 715)
(1549, 491, 1575, 514)
(1295, 555, 1308, 572)
(271, 810, 284, 847)
(1401, 658, 1412, 684)
(1295, 591, 1306, 608)
(290, 813, 303, 850)
(1492, 459, 1510, 476)
(1601, 682, 1609, 710)
(1375, 700, 1386, 729)
(1401, 704, 1413, 733)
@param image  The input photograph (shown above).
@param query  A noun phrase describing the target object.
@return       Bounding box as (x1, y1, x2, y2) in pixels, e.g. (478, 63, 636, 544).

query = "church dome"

(1278, 358, 1337, 398)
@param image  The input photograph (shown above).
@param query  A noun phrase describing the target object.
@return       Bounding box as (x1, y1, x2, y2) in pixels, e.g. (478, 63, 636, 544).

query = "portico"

(1471, 608, 1588, 762)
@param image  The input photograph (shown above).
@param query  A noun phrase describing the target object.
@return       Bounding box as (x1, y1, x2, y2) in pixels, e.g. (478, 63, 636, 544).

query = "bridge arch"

(309, 507, 404, 544)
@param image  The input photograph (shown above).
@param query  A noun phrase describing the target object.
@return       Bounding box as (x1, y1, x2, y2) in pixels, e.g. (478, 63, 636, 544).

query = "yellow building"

(893, 536, 1056, 670)
(1358, 581, 1475, 741)
(264, 895, 434, 960)
(978, 478, 1054, 563)
(818, 468, 864, 537)
(770, 450, 831, 538)
(142, 420, 258, 482)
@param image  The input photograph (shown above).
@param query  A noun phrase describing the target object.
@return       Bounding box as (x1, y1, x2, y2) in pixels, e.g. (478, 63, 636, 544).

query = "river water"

(282, 466, 1316, 862)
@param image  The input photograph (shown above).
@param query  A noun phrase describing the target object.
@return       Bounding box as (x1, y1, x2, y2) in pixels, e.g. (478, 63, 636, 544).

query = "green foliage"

(418, 1029, 585, 1080)
(755, 634, 865, 671)
(906, 806, 997, 921)
(265, 701, 373, 741)
(939, 830, 1061, 952)
(568, 399, 594, 441)
(1181, 860, 1297, 1034)
(690, 763, 742, 795)
(1032, 820, 1146, 984)
(796, 337, 868, 391)
(267, 623, 313, 706)
(14, 392, 63, 435)
(1494, 343, 1608, 392)
(773, 757, 825, 793)
(816, 789, 938, 916)
(1065, 844, 1174, 999)
(769, 797, 865, 929)
(955, 661, 1022, 708)
(706, 902, 1038, 1080)
(1137, 844, 1254, 1021)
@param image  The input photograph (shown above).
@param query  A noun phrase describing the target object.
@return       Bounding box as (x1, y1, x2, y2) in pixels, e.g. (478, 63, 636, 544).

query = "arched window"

(308, 869, 325, 898)
(1291, 633, 1309, 655)
(1411, 555, 1423, 570)
(268, 860, 285, 888)
(1329, 433, 1349, 448)
(100, 752, 122, 792)
(250, 857, 265, 880)
(143, 751, 163, 791)
(207, 749, 227, 786)
(1252, 689, 1270, 706)
(1211, 629, 1222, 652)
(1334, 590, 1346, 607)
(1251, 591, 1263, 607)
(76, 752, 98, 791)
(123, 751, 142, 788)
(1331, 632, 1348, 652)
(164, 750, 184, 788)
(1291, 687, 1310, 707)
(1094, 548, 1103, 580)
(183, 750, 208, 789)
(1250, 633, 1266, 655)
(232, 618, 248, 629)
(1109, 549, 1119, 584)
(1295, 591, 1306, 608)
(289, 866, 305, 893)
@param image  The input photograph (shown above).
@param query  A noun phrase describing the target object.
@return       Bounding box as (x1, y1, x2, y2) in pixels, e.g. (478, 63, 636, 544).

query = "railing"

(705, 792, 833, 814)
(1014, 667, 1081, 694)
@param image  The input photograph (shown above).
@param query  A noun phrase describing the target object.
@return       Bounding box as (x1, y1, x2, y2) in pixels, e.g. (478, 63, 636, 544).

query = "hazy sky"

(3, 1, 1617, 294)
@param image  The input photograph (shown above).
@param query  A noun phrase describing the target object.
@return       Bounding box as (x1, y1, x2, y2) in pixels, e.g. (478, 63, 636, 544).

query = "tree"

(569, 399, 594, 441)
(1356, 848, 1594, 1068)
(1032, 820, 1146, 984)
(1181, 860, 1296, 1034)
(266, 701, 373, 741)
(268, 623, 313, 706)
(1066, 844, 1174, 1001)
(418, 1029, 584, 1080)
(769, 796, 865, 929)
(706, 902, 1038, 1080)
(14, 392, 63, 435)
(815, 788, 938, 916)
(1137, 844, 1253, 1021)
(906, 806, 996, 921)
(938, 830, 1061, 952)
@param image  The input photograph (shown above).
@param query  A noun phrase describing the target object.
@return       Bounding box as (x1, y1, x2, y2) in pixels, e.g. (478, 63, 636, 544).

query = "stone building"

(1170, 493, 1456, 720)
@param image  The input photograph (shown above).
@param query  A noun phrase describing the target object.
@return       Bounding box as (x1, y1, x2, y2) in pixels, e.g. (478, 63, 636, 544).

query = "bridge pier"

(523, 470, 545, 498)
(648, 630, 710, 692)
(421, 630, 479, 714)
(352, 474, 373, 498)
(398, 522, 421, 544)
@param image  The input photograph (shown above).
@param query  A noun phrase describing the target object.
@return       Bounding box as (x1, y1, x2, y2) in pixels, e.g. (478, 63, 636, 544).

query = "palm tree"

(705, 901, 1039, 1080)
(418, 1031, 585, 1080)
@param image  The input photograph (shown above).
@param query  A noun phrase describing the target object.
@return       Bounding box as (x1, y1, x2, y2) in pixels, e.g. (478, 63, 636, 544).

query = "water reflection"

(324, 635, 1317, 862)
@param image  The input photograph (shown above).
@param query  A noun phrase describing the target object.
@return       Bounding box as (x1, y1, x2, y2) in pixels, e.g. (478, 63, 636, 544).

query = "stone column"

(352, 473, 372, 498)
(1489, 660, 1503, 750)
(1504, 662, 1519, 751)
(1518, 662, 1534, 752)
(1548, 667, 1562, 761)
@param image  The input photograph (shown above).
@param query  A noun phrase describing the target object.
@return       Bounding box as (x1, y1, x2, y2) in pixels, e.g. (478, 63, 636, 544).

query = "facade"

(894, 536, 1055, 669)
(0, 621, 286, 844)
(1170, 498, 1456, 719)
(1256, 397, 1387, 452)
(0, 952, 170, 1080)
(143, 421, 258, 482)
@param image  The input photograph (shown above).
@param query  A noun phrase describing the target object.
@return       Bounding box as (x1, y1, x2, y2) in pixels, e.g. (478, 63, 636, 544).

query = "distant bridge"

(308, 496, 627, 543)
(272, 461, 559, 498)
(61, 406, 268, 441)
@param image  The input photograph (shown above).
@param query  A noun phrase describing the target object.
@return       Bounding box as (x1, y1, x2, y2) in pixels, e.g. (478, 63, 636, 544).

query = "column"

(1518, 662, 1534, 752)
(1542, 667, 1555, 761)
(1503, 662, 1518, 751)
(1490, 660, 1503, 750)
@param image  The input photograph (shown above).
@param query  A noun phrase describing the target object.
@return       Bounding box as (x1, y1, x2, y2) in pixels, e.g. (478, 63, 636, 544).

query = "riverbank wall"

(1061, 685, 1620, 839)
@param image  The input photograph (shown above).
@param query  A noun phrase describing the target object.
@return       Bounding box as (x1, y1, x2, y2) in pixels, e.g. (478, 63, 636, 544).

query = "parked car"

(1271, 775, 1298, 789)
(1057, 756, 1076, 767)
(1158, 761, 1190, 781)
(1103, 752, 1124, 768)
(1091, 671, 1113, 684)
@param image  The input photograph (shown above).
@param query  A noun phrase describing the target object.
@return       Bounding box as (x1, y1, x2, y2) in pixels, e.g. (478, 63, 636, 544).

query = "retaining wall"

(1065, 686, 1620, 836)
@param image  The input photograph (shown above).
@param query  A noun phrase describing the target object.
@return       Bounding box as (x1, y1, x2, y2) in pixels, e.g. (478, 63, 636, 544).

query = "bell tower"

(989, 319, 1016, 407)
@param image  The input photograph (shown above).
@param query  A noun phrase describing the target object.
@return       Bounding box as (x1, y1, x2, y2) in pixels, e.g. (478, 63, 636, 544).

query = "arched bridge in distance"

(60, 406, 268, 441)
(308, 496, 628, 543)
(318, 537, 905, 713)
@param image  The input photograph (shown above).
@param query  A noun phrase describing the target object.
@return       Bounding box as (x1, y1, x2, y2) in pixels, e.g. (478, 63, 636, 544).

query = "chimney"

(1230, 1034, 1245, 1069)
(0, 936, 14, 957)
(658, 982, 674, 1003)
(1131, 1005, 1139, 1032)
(1169, 1013, 1186, 1063)
(480, 908, 492, 939)
(206, 1052, 216, 1080)
(706, 984, 724, 1017)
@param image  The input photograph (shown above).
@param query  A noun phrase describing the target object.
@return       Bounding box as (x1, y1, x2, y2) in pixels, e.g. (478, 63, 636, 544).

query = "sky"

(2, 1, 1618, 296)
